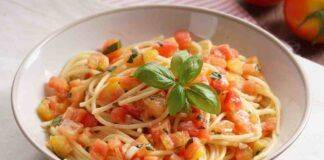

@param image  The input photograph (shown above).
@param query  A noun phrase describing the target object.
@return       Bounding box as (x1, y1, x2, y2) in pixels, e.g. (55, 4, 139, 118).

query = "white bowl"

(12, 5, 310, 160)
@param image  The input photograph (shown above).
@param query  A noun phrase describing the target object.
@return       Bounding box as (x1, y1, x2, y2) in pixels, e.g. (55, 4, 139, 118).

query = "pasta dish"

(37, 30, 280, 160)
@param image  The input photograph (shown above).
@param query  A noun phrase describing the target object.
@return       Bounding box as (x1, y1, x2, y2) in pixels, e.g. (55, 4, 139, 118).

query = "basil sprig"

(134, 51, 220, 115)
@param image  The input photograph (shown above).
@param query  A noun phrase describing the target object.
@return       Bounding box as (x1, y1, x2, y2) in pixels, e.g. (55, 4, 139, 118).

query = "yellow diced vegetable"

(165, 37, 177, 43)
(198, 40, 212, 55)
(187, 41, 202, 55)
(126, 54, 144, 67)
(227, 58, 244, 75)
(49, 135, 72, 158)
(37, 100, 55, 121)
(160, 133, 174, 150)
(253, 138, 270, 154)
(136, 134, 150, 144)
(143, 50, 158, 63)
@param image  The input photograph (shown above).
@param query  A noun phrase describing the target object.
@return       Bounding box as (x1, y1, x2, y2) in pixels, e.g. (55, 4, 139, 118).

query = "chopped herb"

(66, 92, 72, 98)
(85, 146, 90, 152)
(256, 151, 261, 155)
(185, 138, 194, 149)
(210, 71, 222, 80)
(145, 144, 154, 151)
(162, 128, 169, 134)
(127, 49, 139, 63)
(135, 144, 143, 148)
(103, 40, 121, 55)
(51, 116, 62, 126)
(199, 126, 206, 129)
(107, 66, 117, 72)
(196, 114, 203, 121)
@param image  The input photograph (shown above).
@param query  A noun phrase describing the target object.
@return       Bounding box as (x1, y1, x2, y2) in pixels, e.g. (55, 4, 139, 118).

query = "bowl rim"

(11, 4, 311, 160)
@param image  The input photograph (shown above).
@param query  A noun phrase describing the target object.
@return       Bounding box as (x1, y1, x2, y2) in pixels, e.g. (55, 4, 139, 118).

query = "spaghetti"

(37, 30, 280, 160)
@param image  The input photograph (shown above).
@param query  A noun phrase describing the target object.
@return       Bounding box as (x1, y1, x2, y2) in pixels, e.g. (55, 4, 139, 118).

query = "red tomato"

(179, 121, 199, 137)
(216, 44, 238, 60)
(284, 0, 324, 44)
(97, 81, 124, 106)
(102, 39, 123, 63)
(119, 76, 141, 91)
(234, 146, 253, 160)
(69, 79, 81, 88)
(262, 117, 277, 136)
(150, 119, 171, 143)
(48, 76, 69, 99)
(242, 80, 259, 95)
(110, 107, 128, 123)
(210, 77, 229, 93)
(245, 0, 282, 7)
(197, 129, 211, 142)
(90, 139, 108, 160)
(122, 103, 143, 120)
(184, 138, 204, 159)
(221, 90, 242, 113)
(188, 113, 206, 129)
(80, 112, 98, 127)
(63, 108, 87, 123)
(174, 31, 192, 50)
(228, 110, 253, 134)
(58, 119, 83, 139)
(155, 41, 178, 58)
(212, 120, 235, 134)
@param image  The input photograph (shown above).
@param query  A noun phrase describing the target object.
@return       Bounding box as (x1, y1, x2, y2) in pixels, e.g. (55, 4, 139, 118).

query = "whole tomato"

(284, 0, 324, 44)
(245, 0, 282, 7)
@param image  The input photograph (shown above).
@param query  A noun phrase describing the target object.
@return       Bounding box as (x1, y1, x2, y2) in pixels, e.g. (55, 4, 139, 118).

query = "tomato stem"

(298, 9, 324, 44)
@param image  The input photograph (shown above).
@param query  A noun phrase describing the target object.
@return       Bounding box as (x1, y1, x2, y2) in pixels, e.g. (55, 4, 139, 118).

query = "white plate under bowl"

(11, 5, 310, 160)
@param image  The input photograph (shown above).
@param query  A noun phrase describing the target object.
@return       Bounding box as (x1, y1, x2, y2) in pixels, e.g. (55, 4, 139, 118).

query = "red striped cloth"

(102, 0, 257, 24)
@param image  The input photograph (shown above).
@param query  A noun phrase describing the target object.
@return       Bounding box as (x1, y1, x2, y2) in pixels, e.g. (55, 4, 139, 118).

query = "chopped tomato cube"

(184, 138, 206, 159)
(262, 117, 277, 136)
(122, 103, 143, 120)
(234, 146, 253, 160)
(110, 107, 128, 123)
(58, 119, 83, 139)
(80, 112, 98, 127)
(97, 81, 124, 106)
(68, 85, 87, 104)
(222, 90, 242, 113)
(119, 76, 141, 91)
(150, 119, 171, 144)
(63, 107, 87, 123)
(228, 110, 253, 134)
(212, 120, 234, 134)
(210, 77, 229, 93)
(48, 76, 69, 99)
(154, 41, 178, 58)
(170, 131, 190, 147)
(69, 79, 81, 88)
(174, 31, 192, 50)
(90, 139, 108, 160)
(179, 121, 199, 137)
(216, 44, 238, 60)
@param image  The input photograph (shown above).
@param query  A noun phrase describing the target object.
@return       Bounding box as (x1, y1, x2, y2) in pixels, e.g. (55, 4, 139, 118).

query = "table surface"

(1, 0, 324, 159)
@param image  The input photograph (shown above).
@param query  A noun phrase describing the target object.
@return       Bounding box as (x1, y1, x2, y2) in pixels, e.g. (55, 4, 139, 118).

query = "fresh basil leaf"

(210, 71, 222, 80)
(178, 55, 203, 85)
(51, 116, 62, 126)
(185, 83, 220, 114)
(182, 99, 191, 114)
(127, 49, 138, 63)
(167, 84, 186, 115)
(107, 66, 117, 72)
(133, 63, 175, 89)
(170, 51, 190, 77)
(103, 40, 121, 55)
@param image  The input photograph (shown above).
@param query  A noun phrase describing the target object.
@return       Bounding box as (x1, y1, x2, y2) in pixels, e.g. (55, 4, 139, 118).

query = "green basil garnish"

(185, 83, 220, 114)
(133, 50, 220, 115)
(170, 51, 190, 77)
(167, 84, 186, 115)
(210, 71, 222, 80)
(178, 55, 203, 86)
(133, 63, 175, 89)
(107, 66, 117, 72)
(103, 40, 121, 55)
(51, 116, 63, 127)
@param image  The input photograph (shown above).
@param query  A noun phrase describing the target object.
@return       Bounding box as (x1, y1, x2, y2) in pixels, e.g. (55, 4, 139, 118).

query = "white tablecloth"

(0, 0, 323, 159)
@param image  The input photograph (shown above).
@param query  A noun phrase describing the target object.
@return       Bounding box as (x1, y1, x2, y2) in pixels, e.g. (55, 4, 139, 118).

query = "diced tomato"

(63, 107, 87, 123)
(174, 31, 192, 50)
(122, 103, 143, 120)
(204, 54, 227, 68)
(102, 39, 123, 63)
(210, 77, 229, 93)
(143, 156, 159, 160)
(126, 54, 144, 67)
(142, 93, 167, 118)
(210, 46, 225, 58)
(49, 100, 66, 115)
(48, 76, 69, 99)
(68, 85, 87, 104)
(216, 44, 238, 60)
(246, 56, 259, 64)
(150, 119, 171, 144)
(80, 112, 98, 127)
(222, 90, 242, 113)
(119, 76, 141, 91)
(212, 120, 235, 134)
(179, 121, 199, 137)
(37, 100, 55, 121)
(197, 129, 211, 142)
(168, 154, 183, 160)
(184, 138, 206, 159)
(160, 133, 175, 150)
(188, 113, 206, 129)
(228, 110, 253, 134)
(170, 131, 190, 147)
(97, 81, 124, 106)
(243, 63, 261, 77)
(58, 119, 83, 139)
(87, 54, 110, 71)
(242, 80, 259, 95)
(110, 107, 128, 123)
(234, 146, 253, 160)
(262, 117, 277, 136)
(90, 139, 108, 160)
(192, 74, 209, 85)
(154, 41, 178, 58)
(78, 128, 93, 147)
